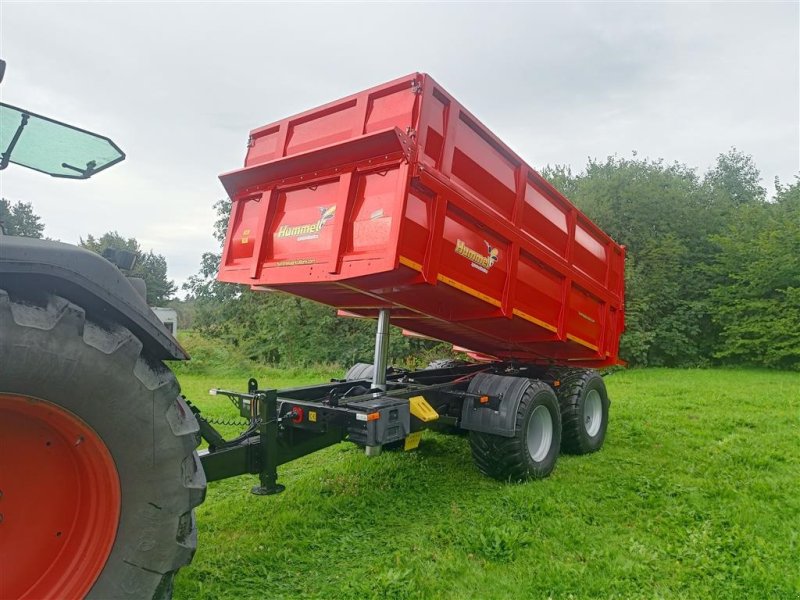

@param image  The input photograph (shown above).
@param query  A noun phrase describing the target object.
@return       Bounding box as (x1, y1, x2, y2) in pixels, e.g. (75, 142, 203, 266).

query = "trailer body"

(218, 73, 625, 367)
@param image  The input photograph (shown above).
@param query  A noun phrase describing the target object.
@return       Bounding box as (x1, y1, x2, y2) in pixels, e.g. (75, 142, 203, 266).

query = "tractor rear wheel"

(469, 380, 561, 481)
(0, 289, 205, 600)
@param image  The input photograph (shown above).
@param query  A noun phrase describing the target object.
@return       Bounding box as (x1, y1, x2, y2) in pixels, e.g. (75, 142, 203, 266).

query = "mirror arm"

(61, 160, 97, 179)
(0, 111, 29, 170)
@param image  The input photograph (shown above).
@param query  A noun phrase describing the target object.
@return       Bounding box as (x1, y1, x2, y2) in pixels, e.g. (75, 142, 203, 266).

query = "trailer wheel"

(548, 368, 609, 454)
(0, 289, 205, 600)
(344, 362, 374, 381)
(469, 381, 561, 482)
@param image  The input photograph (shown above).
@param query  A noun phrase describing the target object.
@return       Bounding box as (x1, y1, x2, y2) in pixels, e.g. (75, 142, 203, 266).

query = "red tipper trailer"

(218, 73, 625, 368)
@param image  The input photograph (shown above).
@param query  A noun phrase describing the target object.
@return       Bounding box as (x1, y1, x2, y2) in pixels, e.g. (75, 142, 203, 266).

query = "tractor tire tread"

(0, 288, 205, 599)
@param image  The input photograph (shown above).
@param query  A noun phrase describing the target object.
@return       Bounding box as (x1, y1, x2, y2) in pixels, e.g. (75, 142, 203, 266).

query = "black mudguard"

(0, 236, 187, 360)
(460, 373, 534, 437)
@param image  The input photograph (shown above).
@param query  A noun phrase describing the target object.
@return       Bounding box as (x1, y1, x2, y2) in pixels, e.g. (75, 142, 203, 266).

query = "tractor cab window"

(0, 102, 124, 178)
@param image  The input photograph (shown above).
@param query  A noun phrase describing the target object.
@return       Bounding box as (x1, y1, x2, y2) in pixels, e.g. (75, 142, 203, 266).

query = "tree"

(81, 231, 177, 305)
(544, 154, 719, 366)
(182, 200, 241, 304)
(0, 198, 44, 237)
(704, 148, 766, 207)
(539, 164, 579, 199)
(709, 179, 800, 369)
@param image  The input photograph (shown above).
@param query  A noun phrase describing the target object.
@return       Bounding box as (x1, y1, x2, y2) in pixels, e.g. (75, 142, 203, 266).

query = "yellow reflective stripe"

(512, 309, 558, 333)
(567, 334, 599, 351)
(399, 255, 423, 271)
(402, 256, 570, 337)
(436, 274, 502, 307)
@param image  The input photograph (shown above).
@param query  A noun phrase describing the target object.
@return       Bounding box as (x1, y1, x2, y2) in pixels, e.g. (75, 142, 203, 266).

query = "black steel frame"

(194, 362, 517, 494)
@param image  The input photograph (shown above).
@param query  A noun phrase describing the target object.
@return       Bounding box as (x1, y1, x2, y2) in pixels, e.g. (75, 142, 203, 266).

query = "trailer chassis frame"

(194, 360, 550, 493)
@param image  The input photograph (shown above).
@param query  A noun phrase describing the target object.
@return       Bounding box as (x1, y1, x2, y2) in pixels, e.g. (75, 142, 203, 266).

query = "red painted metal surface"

(0, 393, 120, 599)
(218, 73, 625, 367)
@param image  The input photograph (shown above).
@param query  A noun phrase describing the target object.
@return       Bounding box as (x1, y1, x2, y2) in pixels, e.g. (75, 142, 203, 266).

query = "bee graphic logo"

(454, 239, 500, 273)
(485, 241, 500, 267)
(319, 205, 336, 226)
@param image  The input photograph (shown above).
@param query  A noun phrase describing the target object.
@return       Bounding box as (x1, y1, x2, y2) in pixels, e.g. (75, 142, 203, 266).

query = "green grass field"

(173, 367, 799, 599)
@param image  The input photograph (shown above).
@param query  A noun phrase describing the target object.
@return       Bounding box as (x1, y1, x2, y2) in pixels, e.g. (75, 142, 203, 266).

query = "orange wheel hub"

(0, 393, 121, 599)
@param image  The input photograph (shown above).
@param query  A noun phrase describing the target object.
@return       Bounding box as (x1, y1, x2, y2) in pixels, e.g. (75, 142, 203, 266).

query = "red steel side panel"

(219, 73, 626, 367)
(244, 74, 421, 168)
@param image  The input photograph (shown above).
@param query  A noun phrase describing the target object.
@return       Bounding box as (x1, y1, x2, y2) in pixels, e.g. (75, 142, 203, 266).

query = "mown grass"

(173, 365, 799, 599)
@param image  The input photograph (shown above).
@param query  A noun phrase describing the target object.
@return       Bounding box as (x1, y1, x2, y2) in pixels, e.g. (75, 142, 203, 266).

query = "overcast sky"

(1, 1, 798, 295)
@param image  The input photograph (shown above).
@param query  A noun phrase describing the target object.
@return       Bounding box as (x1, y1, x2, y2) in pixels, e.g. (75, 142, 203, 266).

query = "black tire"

(344, 362, 374, 381)
(0, 289, 205, 599)
(547, 367, 610, 455)
(469, 380, 561, 482)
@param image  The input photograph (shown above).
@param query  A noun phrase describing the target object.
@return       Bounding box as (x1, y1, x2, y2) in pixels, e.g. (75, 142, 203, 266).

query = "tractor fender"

(460, 373, 536, 437)
(0, 236, 187, 360)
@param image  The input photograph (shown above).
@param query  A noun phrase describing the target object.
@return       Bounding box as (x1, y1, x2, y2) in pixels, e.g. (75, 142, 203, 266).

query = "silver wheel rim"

(584, 389, 603, 437)
(526, 405, 553, 462)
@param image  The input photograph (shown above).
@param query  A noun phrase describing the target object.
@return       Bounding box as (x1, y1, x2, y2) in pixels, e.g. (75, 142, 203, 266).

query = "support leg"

(372, 308, 391, 392)
(251, 390, 285, 495)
